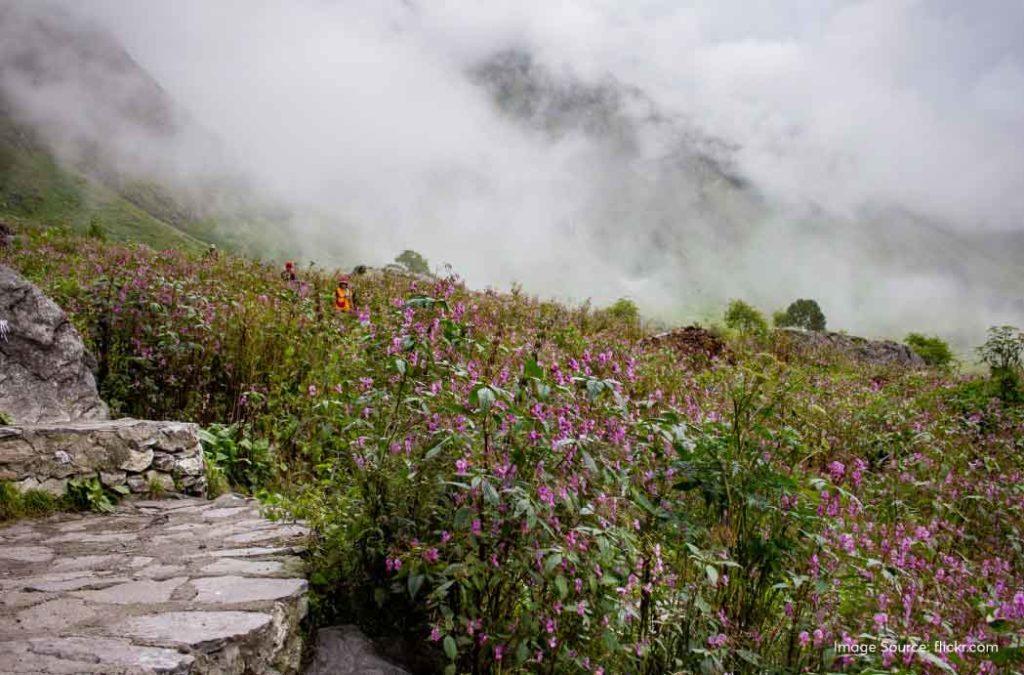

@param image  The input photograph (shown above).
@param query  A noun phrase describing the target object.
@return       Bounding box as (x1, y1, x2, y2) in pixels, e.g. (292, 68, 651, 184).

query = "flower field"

(4, 225, 1023, 673)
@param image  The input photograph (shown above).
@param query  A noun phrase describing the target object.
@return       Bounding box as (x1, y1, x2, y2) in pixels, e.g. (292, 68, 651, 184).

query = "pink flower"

(429, 627, 442, 642)
(799, 631, 810, 646)
(873, 613, 888, 630)
(471, 519, 482, 535)
(708, 633, 727, 649)
(422, 548, 439, 563)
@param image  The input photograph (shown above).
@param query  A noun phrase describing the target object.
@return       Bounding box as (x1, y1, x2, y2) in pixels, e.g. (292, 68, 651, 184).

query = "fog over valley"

(2, 0, 1022, 346)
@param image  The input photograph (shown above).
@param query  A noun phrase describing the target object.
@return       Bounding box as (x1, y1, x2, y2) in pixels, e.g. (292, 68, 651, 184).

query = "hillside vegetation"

(0, 107, 211, 252)
(3, 223, 1023, 674)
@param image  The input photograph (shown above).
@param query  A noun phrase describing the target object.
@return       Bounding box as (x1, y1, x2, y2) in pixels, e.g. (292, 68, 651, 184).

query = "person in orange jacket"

(334, 275, 354, 314)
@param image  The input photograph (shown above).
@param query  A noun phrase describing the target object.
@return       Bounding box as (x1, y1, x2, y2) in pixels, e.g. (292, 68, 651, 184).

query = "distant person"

(334, 275, 354, 314)
(282, 261, 297, 282)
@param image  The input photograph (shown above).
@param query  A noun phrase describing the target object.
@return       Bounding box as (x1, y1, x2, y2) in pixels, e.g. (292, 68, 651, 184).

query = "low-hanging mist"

(5, 0, 1024, 347)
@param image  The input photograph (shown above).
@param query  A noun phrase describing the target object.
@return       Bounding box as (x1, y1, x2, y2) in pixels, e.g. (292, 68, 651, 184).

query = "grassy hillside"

(3, 223, 1022, 673)
(0, 108, 207, 252)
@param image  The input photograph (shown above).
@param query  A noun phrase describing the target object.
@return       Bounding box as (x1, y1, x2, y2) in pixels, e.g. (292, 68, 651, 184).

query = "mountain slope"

(0, 102, 207, 250)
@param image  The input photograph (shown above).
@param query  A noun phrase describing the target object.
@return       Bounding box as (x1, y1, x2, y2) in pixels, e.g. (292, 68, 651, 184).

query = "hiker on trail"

(334, 275, 354, 314)
(281, 261, 297, 282)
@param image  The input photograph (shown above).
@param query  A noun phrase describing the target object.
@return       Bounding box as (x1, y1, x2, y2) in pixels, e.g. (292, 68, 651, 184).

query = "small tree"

(724, 299, 768, 336)
(977, 325, 1024, 402)
(395, 249, 430, 275)
(607, 298, 640, 326)
(904, 333, 954, 368)
(774, 299, 826, 331)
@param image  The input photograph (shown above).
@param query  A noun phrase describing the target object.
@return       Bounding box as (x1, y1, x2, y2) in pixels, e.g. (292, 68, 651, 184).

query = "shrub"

(395, 249, 431, 275)
(87, 216, 106, 240)
(774, 299, 826, 331)
(724, 299, 768, 336)
(977, 325, 1024, 403)
(66, 475, 125, 513)
(607, 297, 640, 325)
(905, 334, 952, 369)
(199, 424, 274, 493)
(904, 333, 954, 368)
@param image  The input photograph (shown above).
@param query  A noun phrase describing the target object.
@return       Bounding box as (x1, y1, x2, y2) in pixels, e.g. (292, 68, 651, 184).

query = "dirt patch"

(640, 325, 731, 368)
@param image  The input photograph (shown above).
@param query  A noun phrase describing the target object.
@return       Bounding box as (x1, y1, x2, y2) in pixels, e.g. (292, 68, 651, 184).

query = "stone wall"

(0, 419, 206, 496)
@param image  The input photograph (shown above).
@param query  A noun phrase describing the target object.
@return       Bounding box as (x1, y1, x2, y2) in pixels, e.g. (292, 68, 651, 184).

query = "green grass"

(0, 481, 65, 522)
(0, 112, 207, 252)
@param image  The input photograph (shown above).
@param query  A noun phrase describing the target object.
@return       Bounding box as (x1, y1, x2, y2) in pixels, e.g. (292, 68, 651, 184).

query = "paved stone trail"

(0, 494, 309, 674)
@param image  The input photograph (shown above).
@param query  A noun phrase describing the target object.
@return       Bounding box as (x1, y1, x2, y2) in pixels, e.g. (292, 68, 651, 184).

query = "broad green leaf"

(443, 635, 457, 660)
(408, 574, 424, 600)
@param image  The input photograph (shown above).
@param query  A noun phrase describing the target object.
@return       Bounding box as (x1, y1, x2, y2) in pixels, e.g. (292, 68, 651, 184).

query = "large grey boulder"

(0, 264, 108, 424)
(308, 626, 410, 675)
(777, 328, 926, 368)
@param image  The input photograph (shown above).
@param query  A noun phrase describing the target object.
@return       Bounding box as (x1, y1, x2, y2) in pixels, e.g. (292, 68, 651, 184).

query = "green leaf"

(544, 554, 563, 573)
(524, 359, 544, 379)
(705, 564, 719, 586)
(453, 506, 473, 530)
(443, 635, 457, 661)
(917, 649, 956, 672)
(425, 436, 450, 460)
(555, 574, 568, 598)
(990, 646, 1024, 665)
(482, 480, 499, 505)
(394, 358, 407, 375)
(474, 386, 496, 413)
(407, 574, 424, 600)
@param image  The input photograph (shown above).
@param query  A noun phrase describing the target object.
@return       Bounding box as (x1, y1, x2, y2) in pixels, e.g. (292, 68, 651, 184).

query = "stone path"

(0, 494, 309, 674)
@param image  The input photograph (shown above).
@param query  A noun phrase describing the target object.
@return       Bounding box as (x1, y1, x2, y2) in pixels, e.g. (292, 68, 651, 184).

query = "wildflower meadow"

(4, 225, 1023, 673)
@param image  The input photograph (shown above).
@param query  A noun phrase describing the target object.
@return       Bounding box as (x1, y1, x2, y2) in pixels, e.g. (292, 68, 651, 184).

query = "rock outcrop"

(776, 328, 925, 367)
(308, 626, 410, 675)
(0, 264, 108, 424)
(0, 419, 206, 497)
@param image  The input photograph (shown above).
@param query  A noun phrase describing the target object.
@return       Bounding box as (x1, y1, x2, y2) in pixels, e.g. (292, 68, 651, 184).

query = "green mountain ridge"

(0, 103, 207, 251)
